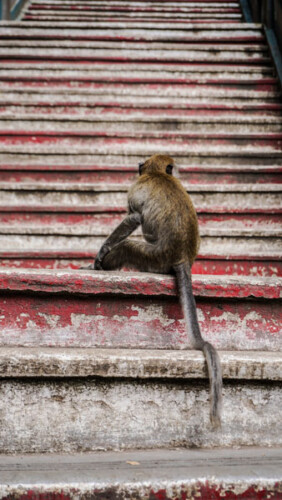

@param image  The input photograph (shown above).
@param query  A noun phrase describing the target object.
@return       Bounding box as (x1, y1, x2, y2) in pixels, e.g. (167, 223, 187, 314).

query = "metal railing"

(241, 0, 282, 88)
(0, 0, 27, 20)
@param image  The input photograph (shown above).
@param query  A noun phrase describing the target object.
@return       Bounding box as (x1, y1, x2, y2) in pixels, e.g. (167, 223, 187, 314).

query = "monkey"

(92, 154, 222, 428)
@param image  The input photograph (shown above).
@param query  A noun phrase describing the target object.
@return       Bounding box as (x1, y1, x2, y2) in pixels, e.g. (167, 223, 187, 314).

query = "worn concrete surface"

(0, 348, 281, 380)
(0, 377, 281, 452)
(0, 448, 281, 499)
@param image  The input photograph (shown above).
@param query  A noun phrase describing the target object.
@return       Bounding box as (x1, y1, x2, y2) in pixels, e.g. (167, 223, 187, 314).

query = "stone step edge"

(0, 182, 280, 192)
(0, 250, 280, 261)
(0, 21, 263, 29)
(1, 347, 281, 380)
(0, 164, 280, 173)
(0, 269, 281, 299)
(0, 447, 281, 500)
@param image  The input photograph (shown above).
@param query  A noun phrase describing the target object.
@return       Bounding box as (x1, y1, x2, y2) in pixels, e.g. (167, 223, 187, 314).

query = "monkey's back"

(128, 173, 200, 265)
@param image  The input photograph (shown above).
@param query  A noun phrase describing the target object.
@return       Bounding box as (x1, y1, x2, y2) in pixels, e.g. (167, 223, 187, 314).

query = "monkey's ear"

(166, 164, 173, 175)
(138, 162, 145, 176)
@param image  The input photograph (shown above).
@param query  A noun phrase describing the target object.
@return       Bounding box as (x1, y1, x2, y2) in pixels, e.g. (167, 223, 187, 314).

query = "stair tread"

(0, 268, 280, 298)
(0, 447, 281, 498)
(1, 347, 281, 380)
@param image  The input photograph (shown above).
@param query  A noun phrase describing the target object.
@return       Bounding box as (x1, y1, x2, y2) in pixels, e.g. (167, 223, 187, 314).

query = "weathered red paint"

(1, 483, 281, 500)
(0, 76, 276, 86)
(0, 257, 280, 277)
(0, 269, 280, 299)
(1, 131, 282, 141)
(0, 287, 280, 349)
(1, 101, 281, 112)
(22, 16, 243, 23)
(0, 206, 281, 214)
(0, 34, 266, 43)
(0, 79, 276, 91)
(0, 163, 281, 173)
(28, 5, 242, 14)
(0, 55, 269, 64)
(0, 169, 281, 185)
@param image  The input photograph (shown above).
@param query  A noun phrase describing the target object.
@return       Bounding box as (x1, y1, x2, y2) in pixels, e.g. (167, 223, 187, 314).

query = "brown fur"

(94, 154, 222, 427)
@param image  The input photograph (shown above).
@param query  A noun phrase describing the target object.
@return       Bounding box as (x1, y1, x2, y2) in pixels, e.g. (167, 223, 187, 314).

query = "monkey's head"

(138, 154, 175, 177)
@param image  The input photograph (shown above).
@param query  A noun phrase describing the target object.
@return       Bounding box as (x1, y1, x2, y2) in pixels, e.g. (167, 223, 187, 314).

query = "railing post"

(261, 0, 274, 28)
(1, 0, 11, 19)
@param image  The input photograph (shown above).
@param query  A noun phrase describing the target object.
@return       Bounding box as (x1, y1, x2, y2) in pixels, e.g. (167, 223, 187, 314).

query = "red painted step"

(0, 269, 280, 351)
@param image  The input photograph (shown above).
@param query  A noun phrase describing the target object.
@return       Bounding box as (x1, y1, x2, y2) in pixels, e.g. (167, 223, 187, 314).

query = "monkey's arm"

(94, 212, 142, 270)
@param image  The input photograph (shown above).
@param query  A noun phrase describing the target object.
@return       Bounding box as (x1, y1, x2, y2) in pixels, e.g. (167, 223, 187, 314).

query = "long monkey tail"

(173, 263, 222, 428)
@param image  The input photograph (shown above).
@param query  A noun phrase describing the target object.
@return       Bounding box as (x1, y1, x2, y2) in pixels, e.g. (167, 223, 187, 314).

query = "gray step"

(0, 21, 261, 29)
(0, 86, 278, 99)
(1, 116, 282, 133)
(0, 234, 281, 256)
(0, 347, 281, 452)
(1, 448, 281, 499)
(1, 153, 281, 167)
(0, 25, 264, 43)
(0, 188, 280, 211)
(0, 62, 273, 74)
(0, 42, 265, 50)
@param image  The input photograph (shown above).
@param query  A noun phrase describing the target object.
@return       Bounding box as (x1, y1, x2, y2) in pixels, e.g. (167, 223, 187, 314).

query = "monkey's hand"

(94, 244, 111, 270)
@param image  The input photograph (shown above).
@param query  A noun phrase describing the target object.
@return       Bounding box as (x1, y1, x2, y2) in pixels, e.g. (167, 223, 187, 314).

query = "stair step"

(0, 448, 281, 500)
(1, 347, 281, 379)
(1, 82, 279, 101)
(1, 181, 281, 192)
(0, 42, 267, 52)
(22, 16, 244, 23)
(0, 25, 265, 44)
(0, 62, 274, 74)
(0, 184, 281, 214)
(1, 235, 280, 258)
(1, 117, 282, 133)
(0, 269, 280, 350)
(23, 11, 242, 20)
(1, 253, 281, 277)
(0, 21, 262, 28)
(1, 210, 281, 237)
(1, 154, 281, 167)
(1, 163, 280, 184)
(0, 347, 281, 452)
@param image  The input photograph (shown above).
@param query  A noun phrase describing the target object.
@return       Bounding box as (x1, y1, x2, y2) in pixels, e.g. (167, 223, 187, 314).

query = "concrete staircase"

(0, 0, 281, 497)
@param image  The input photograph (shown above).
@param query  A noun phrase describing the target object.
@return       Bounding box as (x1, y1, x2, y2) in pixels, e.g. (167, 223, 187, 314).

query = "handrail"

(0, 0, 27, 20)
(241, 0, 282, 89)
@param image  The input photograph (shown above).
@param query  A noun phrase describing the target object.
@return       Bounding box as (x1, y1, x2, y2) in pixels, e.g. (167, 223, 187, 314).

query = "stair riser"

(25, 13, 243, 19)
(0, 49, 268, 57)
(1, 120, 282, 133)
(0, 483, 279, 500)
(2, 107, 282, 120)
(1, 235, 281, 256)
(1, 379, 281, 453)
(0, 83, 277, 96)
(0, 63, 273, 75)
(0, 191, 280, 212)
(1, 212, 280, 236)
(0, 169, 281, 185)
(1, 292, 280, 350)
(1, 154, 282, 167)
(23, 17, 244, 23)
(0, 256, 281, 277)
(0, 28, 265, 44)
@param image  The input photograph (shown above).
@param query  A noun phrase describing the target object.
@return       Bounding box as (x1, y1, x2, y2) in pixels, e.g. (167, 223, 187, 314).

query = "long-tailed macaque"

(93, 154, 222, 427)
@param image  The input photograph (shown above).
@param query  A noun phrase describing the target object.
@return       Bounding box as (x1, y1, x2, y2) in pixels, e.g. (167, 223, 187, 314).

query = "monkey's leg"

(102, 239, 168, 273)
(94, 212, 142, 270)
